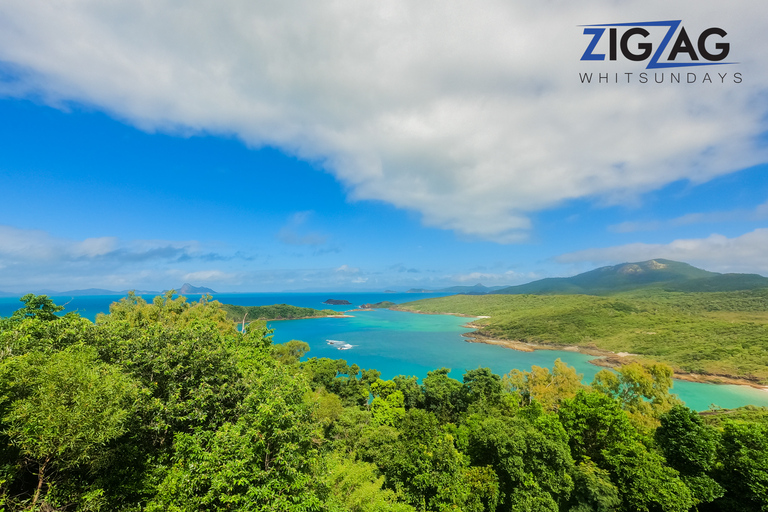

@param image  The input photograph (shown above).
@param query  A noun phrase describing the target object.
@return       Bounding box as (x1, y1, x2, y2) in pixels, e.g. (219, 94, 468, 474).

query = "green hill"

(221, 303, 339, 321)
(493, 259, 768, 295)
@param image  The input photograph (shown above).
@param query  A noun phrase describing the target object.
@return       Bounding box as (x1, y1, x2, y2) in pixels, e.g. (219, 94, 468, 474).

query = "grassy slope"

(221, 303, 340, 321)
(393, 290, 768, 382)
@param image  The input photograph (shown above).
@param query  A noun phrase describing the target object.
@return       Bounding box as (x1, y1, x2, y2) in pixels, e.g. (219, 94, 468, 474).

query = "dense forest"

(0, 292, 766, 511)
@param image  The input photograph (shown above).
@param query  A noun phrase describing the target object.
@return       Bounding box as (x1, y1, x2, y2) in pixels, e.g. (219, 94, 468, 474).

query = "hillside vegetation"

(221, 302, 340, 321)
(394, 289, 768, 382)
(1, 293, 767, 511)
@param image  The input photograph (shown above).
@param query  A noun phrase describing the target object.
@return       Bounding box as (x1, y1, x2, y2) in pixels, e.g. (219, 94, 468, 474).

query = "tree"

(460, 411, 574, 511)
(463, 367, 503, 408)
(422, 368, 466, 423)
(503, 359, 584, 410)
(271, 339, 310, 365)
(0, 347, 138, 509)
(655, 405, 723, 506)
(558, 391, 633, 467)
(592, 363, 681, 429)
(9, 294, 64, 322)
(714, 421, 768, 511)
(146, 364, 325, 511)
(559, 391, 694, 512)
(322, 452, 416, 512)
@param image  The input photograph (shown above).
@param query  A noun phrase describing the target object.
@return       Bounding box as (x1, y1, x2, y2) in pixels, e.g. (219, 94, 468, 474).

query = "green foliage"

(503, 359, 585, 411)
(359, 408, 497, 512)
(221, 303, 339, 322)
(655, 405, 724, 506)
(302, 358, 380, 407)
(322, 452, 416, 512)
(714, 421, 768, 511)
(566, 460, 620, 512)
(700, 405, 768, 427)
(0, 346, 138, 509)
(146, 365, 324, 511)
(422, 368, 467, 423)
(97, 291, 237, 335)
(592, 362, 681, 428)
(459, 411, 574, 511)
(272, 339, 310, 365)
(602, 439, 694, 512)
(9, 294, 64, 322)
(559, 391, 695, 512)
(558, 391, 634, 467)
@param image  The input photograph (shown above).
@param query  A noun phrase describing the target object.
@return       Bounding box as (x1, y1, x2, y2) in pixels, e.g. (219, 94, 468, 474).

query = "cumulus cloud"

(0, 1, 765, 242)
(0, 225, 233, 291)
(557, 228, 768, 274)
(182, 270, 237, 283)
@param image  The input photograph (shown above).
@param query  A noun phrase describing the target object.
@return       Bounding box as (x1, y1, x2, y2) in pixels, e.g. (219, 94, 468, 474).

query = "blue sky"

(0, 1, 766, 292)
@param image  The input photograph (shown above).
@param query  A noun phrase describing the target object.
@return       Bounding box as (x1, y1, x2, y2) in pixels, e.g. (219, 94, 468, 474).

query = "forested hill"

(0, 293, 766, 510)
(493, 259, 768, 295)
(221, 302, 340, 321)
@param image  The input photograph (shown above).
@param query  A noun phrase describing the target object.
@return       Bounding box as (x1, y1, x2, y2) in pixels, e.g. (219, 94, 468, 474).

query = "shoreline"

(253, 314, 354, 322)
(461, 330, 768, 391)
(395, 307, 768, 392)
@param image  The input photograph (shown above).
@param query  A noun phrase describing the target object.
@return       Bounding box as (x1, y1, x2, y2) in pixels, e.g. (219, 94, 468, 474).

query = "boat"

(337, 343, 354, 350)
(326, 339, 344, 345)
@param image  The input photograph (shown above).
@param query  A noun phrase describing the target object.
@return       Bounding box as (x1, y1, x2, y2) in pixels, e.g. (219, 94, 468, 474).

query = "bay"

(2, 291, 767, 411)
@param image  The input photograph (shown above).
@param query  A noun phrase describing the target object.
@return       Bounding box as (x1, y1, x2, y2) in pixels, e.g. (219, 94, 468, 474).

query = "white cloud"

(609, 200, 768, 233)
(451, 270, 536, 285)
(182, 270, 236, 283)
(557, 228, 768, 274)
(0, 225, 229, 291)
(0, 1, 765, 242)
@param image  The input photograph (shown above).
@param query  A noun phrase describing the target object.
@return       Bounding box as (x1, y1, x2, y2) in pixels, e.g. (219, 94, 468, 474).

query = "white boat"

(326, 339, 344, 345)
(337, 343, 354, 350)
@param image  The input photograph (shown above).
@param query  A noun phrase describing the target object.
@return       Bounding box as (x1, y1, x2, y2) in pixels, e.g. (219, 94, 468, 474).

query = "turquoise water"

(0, 292, 451, 321)
(269, 308, 768, 412)
(2, 292, 767, 411)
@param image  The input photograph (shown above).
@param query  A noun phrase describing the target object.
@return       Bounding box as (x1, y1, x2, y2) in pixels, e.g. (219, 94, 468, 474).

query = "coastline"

(256, 314, 354, 322)
(396, 307, 768, 392)
(461, 329, 768, 391)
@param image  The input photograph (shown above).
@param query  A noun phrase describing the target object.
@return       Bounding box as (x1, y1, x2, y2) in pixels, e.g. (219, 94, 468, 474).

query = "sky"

(0, 0, 767, 293)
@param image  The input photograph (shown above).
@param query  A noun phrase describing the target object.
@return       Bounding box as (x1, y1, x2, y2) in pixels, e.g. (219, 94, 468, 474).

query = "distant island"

(221, 303, 343, 322)
(323, 299, 352, 305)
(178, 283, 217, 294)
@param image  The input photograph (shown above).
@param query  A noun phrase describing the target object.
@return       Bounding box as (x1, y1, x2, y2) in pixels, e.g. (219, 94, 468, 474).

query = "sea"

(2, 291, 767, 411)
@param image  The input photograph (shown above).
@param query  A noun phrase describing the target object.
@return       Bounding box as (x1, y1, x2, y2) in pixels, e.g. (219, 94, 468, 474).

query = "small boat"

(337, 343, 354, 350)
(326, 339, 344, 345)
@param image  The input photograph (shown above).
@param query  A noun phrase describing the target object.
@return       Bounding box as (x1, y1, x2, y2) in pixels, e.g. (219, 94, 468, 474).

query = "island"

(221, 303, 345, 322)
(322, 299, 352, 305)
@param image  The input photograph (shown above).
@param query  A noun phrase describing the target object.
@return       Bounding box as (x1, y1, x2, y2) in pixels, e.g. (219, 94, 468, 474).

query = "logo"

(578, 20, 741, 84)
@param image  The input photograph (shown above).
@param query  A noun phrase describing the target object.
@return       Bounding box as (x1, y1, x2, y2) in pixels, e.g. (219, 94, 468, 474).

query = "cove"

(269, 308, 768, 412)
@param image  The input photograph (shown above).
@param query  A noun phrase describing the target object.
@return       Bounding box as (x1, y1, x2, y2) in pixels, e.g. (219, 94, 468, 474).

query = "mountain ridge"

(492, 259, 768, 295)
